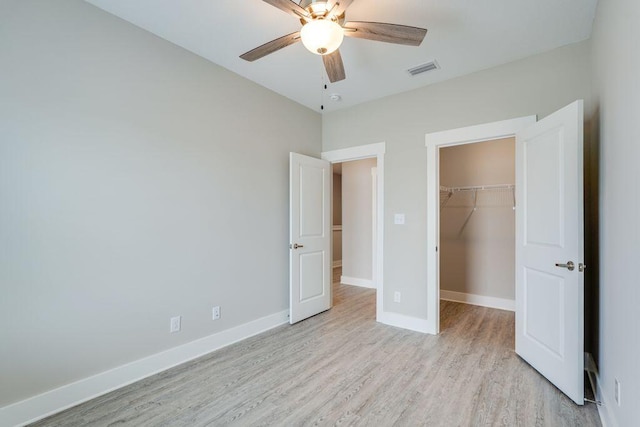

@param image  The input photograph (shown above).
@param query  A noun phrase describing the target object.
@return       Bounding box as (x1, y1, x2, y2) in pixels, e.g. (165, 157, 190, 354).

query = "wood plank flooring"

(32, 279, 601, 426)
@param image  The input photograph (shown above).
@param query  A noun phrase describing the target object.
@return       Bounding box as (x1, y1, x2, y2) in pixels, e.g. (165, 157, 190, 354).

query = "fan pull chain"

(321, 84, 327, 111)
(320, 61, 327, 111)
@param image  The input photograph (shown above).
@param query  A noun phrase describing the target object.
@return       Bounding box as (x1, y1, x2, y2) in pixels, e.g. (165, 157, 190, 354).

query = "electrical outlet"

(170, 316, 181, 333)
(212, 306, 221, 320)
(394, 291, 401, 303)
(615, 378, 621, 406)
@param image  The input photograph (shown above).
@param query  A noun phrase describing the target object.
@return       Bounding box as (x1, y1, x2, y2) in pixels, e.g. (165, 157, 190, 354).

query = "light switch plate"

(394, 213, 405, 225)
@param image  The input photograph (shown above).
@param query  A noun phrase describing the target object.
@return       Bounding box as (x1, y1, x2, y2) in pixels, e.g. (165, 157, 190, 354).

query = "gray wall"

(0, 0, 321, 406)
(341, 159, 376, 282)
(323, 40, 592, 319)
(440, 138, 515, 300)
(591, 0, 640, 425)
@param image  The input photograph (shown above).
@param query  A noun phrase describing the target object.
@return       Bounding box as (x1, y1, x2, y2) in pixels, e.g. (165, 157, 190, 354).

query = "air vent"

(407, 60, 440, 76)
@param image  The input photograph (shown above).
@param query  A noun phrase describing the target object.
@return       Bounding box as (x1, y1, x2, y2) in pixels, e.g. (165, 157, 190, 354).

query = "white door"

(515, 100, 585, 405)
(289, 153, 331, 324)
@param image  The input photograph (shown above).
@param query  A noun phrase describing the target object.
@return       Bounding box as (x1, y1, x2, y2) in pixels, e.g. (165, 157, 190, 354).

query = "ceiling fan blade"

(343, 21, 427, 46)
(263, 0, 310, 19)
(240, 32, 301, 62)
(322, 50, 346, 83)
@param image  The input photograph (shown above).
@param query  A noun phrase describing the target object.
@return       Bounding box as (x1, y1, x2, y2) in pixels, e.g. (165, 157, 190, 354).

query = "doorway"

(322, 142, 385, 322)
(332, 159, 377, 291)
(438, 138, 516, 329)
(425, 116, 536, 334)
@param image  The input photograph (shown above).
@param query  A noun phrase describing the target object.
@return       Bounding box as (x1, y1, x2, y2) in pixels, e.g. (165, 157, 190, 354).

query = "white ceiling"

(85, 0, 597, 113)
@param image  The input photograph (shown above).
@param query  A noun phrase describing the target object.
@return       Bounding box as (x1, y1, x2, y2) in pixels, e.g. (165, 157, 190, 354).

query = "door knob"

(293, 243, 304, 249)
(555, 261, 575, 271)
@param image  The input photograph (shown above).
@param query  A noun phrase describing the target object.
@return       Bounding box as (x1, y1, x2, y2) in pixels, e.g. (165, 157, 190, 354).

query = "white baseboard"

(340, 276, 375, 289)
(440, 290, 515, 312)
(332, 260, 342, 268)
(0, 310, 289, 427)
(378, 311, 431, 334)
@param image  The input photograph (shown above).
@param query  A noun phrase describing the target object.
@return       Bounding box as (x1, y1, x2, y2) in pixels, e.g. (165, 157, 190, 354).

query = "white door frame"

(322, 142, 385, 322)
(371, 166, 377, 297)
(424, 117, 536, 334)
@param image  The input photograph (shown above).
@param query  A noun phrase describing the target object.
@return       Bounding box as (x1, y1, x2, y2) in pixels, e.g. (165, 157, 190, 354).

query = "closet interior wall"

(439, 138, 516, 302)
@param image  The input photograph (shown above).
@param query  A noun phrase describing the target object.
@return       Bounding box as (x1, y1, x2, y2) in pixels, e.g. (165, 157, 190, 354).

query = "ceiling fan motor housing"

(299, 1, 346, 25)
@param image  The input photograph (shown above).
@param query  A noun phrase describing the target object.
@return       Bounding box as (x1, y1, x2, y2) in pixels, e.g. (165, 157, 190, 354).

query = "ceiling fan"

(240, 0, 428, 83)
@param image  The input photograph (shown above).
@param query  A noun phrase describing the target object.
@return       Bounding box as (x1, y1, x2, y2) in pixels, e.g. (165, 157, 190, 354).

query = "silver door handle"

(555, 261, 575, 271)
(292, 243, 304, 249)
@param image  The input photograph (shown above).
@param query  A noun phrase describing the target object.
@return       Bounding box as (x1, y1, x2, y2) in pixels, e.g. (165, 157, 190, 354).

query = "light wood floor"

(33, 280, 601, 426)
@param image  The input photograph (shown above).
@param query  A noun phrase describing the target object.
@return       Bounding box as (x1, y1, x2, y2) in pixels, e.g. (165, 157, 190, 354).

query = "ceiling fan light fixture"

(300, 19, 344, 55)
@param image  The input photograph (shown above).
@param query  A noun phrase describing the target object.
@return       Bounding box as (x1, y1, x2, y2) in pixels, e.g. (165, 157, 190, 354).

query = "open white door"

(290, 153, 331, 324)
(515, 100, 585, 405)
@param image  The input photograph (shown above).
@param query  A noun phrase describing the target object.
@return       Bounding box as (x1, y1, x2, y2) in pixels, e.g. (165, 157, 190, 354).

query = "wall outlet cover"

(170, 316, 181, 333)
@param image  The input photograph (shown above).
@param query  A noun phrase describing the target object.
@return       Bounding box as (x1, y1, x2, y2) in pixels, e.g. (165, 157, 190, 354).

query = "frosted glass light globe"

(300, 19, 344, 55)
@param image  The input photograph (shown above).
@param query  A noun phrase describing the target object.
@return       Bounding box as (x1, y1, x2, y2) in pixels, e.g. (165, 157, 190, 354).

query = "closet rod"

(441, 183, 515, 192)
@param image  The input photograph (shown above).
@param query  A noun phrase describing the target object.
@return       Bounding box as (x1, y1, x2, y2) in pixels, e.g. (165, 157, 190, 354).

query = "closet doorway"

(424, 115, 536, 334)
(439, 138, 516, 329)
